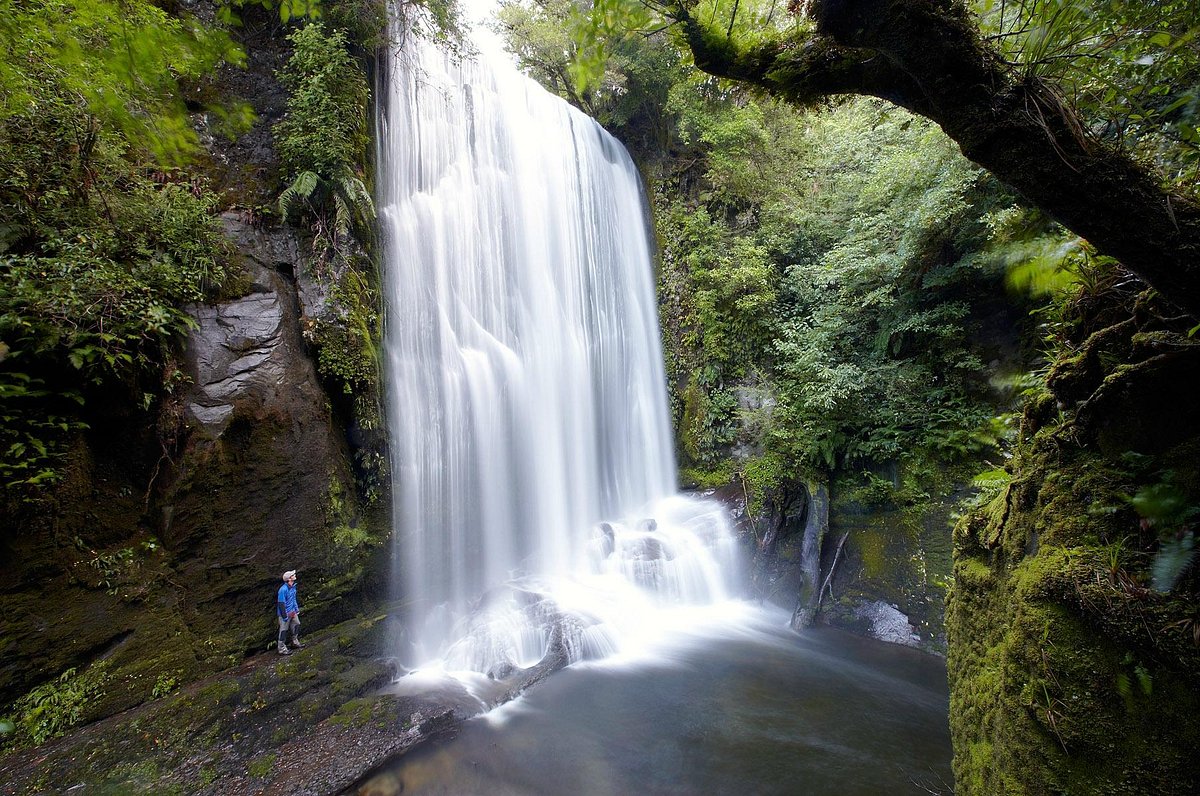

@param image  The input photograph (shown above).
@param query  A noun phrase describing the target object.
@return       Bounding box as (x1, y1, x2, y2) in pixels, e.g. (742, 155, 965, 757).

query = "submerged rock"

(596, 522, 616, 557)
(355, 770, 402, 796)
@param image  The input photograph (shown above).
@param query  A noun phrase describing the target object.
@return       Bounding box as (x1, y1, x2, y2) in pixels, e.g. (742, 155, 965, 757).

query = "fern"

(336, 172, 376, 237)
(278, 169, 320, 219)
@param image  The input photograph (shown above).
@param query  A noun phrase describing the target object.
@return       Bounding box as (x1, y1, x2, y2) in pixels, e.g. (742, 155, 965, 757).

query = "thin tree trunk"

(818, 531, 850, 608)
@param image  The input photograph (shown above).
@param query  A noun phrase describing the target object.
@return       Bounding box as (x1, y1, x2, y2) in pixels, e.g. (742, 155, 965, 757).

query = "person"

(276, 570, 302, 655)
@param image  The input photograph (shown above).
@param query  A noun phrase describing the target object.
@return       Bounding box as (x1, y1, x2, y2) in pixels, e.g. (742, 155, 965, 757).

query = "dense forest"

(1, 0, 1198, 793)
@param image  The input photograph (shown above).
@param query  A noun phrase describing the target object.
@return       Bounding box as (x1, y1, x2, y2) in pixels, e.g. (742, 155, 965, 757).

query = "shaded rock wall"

(818, 497, 954, 652)
(0, 216, 379, 725)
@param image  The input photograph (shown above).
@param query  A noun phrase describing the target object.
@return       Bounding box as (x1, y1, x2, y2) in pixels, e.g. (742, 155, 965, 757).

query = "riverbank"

(0, 614, 456, 796)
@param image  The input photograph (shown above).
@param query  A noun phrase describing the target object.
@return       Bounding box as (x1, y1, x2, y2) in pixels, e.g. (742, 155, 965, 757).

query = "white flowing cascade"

(379, 18, 740, 676)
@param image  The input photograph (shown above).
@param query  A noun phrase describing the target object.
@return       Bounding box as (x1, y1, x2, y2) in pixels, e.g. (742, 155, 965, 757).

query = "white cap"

(282, 570, 296, 580)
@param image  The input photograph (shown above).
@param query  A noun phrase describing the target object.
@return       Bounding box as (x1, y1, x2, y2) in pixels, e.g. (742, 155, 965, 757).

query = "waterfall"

(378, 13, 739, 675)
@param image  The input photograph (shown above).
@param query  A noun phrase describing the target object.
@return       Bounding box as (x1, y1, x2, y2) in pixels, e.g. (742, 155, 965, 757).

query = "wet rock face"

(815, 502, 953, 654)
(703, 477, 948, 652)
(161, 224, 364, 653)
(187, 288, 284, 432)
(948, 322, 1200, 795)
(185, 215, 308, 437)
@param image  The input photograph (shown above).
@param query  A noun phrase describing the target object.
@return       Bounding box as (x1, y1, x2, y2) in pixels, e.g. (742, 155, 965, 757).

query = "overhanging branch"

(666, 0, 1200, 317)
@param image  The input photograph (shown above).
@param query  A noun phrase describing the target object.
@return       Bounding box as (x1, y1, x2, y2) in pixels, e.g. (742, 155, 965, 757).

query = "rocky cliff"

(0, 5, 385, 736)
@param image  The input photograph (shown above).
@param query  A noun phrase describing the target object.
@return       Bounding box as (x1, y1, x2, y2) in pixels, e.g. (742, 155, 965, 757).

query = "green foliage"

(497, 0, 603, 114)
(740, 452, 786, 517)
(311, 0, 391, 50)
(0, 51, 231, 494)
(11, 663, 110, 747)
(396, 0, 467, 53)
(835, 470, 901, 512)
(660, 203, 777, 374)
(678, 369, 738, 466)
(305, 263, 379, 395)
(1114, 652, 1153, 712)
(974, 0, 1200, 190)
(756, 100, 1005, 474)
(0, 0, 245, 165)
(564, 0, 791, 99)
(679, 460, 735, 489)
(152, 672, 180, 700)
(276, 23, 369, 181)
(970, 466, 1013, 507)
(2, 184, 227, 372)
(275, 22, 374, 248)
(0, 369, 87, 489)
(1126, 479, 1199, 592)
(664, 86, 1016, 480)
(247, 751, 277, 778)
(497, 0, 685, 158)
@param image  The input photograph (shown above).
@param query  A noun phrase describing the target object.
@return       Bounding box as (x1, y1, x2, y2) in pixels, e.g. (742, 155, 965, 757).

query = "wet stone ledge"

(0, 616, 454, 796)
(0, 610, 574, 796)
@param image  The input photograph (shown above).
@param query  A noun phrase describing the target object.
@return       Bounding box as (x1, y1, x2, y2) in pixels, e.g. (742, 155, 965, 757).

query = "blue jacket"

(277, 582, 299, 618)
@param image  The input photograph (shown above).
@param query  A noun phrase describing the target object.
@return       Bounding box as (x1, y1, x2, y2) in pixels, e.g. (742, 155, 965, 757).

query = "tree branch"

(669, 0, 1200, 317)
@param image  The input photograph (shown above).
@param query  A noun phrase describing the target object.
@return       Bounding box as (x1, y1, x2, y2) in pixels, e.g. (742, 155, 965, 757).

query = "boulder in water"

(595, 522, 616, 558)
(626, 535, 670, 561)
(487, 661, 518, 680)
(855, 601, 921, 647)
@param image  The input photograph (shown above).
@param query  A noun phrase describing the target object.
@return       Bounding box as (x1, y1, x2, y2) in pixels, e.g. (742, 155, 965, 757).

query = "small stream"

(362, 607, 952, 795)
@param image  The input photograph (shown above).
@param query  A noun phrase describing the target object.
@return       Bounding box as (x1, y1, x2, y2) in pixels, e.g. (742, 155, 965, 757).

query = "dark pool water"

(367, 607, 952, 795)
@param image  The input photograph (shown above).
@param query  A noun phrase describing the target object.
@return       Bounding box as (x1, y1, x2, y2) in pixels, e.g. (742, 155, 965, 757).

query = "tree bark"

(672, 0, 1200, 316)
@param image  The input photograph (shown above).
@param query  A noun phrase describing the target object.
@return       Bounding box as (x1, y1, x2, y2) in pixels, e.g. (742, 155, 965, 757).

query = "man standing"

(276, 570, 302, 655)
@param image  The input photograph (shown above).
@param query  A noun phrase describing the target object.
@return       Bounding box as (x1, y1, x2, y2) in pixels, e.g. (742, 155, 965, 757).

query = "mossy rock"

(0, 613, 411, 795)
(947, 349, 1200, 794)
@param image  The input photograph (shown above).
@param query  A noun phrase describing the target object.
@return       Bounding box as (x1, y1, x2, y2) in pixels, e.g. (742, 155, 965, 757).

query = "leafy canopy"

(0, 0, 246, 165)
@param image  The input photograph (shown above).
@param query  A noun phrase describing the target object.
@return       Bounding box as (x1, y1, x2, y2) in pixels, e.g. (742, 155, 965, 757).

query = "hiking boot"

(278, 644, 291, 655)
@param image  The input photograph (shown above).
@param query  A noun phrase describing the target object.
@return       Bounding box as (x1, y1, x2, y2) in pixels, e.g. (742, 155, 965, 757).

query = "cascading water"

(378, 10, 740, 678)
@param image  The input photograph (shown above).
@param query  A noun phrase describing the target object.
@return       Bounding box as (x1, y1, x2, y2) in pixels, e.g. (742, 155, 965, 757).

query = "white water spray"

(379, 11, 740, 677)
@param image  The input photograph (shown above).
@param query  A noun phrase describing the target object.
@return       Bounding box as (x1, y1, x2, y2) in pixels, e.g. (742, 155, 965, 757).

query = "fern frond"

(335, 173, 376, 241)
(339, 174, 376, 220)
(278, 170, 320, 218)
(332, 192, 352, 238)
